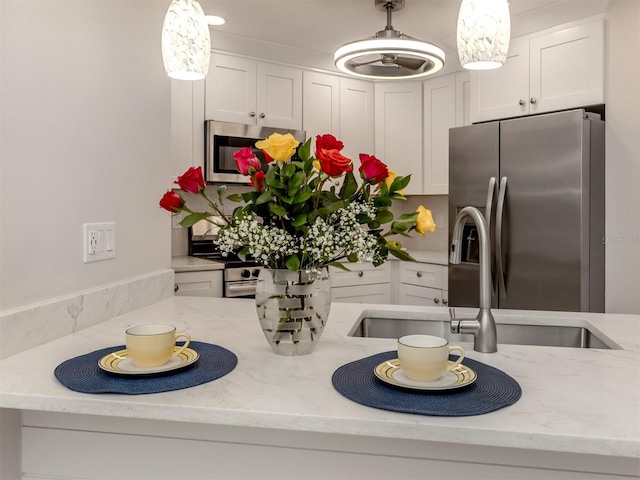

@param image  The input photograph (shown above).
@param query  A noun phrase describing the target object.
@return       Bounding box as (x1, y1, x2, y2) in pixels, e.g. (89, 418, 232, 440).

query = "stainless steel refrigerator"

(448, 109, 605, 312)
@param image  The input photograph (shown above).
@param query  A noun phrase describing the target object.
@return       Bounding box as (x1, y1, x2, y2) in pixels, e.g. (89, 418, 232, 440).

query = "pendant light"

(334, 0, 445, 80)
(161, 0, 211, 80)
(457, 0, 511, 70)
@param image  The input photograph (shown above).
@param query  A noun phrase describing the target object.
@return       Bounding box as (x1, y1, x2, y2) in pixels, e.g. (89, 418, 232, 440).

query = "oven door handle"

(225, 283, 257, 297)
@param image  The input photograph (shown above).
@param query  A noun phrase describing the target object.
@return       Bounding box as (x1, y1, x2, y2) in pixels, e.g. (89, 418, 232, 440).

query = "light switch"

(83, 222, 116, 263)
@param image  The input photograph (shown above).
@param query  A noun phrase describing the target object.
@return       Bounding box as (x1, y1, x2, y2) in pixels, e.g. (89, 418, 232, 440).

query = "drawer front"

(442, 267, 448, 291)
(398, 262, 443, 289)
(174, 271, 223, 297)
(332, 284, 391, 304)
(398, 284, 443, 307)
(329, 262, 391, 287)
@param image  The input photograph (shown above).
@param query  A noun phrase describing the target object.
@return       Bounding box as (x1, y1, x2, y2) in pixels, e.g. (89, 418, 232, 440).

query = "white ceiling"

(199, 0, 611, 68)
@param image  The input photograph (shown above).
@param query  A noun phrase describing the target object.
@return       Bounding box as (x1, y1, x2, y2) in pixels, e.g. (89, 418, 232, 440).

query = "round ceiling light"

(334, 0, 445, 80)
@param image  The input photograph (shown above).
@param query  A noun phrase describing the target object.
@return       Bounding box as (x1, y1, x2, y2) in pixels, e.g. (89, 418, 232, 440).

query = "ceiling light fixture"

(457, 0, 511, 70)
(161, 0, 211, 81)
(334, 0, 445, 80)
(205, 15, 226, 26)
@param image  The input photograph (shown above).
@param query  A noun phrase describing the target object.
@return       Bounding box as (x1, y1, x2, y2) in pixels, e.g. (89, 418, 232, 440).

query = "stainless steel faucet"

(449, 206, 498, 353)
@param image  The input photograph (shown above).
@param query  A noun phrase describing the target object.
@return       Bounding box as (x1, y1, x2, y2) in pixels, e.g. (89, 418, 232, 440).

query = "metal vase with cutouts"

(255, 268, 331, 355)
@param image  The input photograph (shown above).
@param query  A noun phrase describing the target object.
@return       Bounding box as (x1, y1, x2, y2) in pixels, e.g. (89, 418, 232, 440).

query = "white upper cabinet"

(339, 77, 374, 161)
(374, 82, 423, 194)
(470, 19, 604, 123)
(206, 53, 303, 130)
(302, 71, 340, 141)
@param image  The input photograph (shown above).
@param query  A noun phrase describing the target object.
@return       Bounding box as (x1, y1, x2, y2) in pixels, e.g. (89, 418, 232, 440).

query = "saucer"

(374, 359, 477, 391)
(98, 347, 199, 375)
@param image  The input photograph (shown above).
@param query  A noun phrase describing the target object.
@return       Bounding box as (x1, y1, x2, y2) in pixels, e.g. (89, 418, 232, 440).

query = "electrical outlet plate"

(83, 222, 116, 263)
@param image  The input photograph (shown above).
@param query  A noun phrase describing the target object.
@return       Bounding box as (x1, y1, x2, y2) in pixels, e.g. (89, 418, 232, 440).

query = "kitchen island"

(1, 297, 638, 479)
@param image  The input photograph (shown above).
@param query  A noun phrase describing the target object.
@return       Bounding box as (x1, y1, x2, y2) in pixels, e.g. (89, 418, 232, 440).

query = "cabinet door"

(339, 78, 374, 161)
(303, 71, 340, 141)
(529, 20, 604, 114)
(205, 54, 257, 124)
(374, 82, 423, 194)
(398, 284, 443, 307)
(455, 71, 471, 127)
(174, 271, 223, 297)
(398, 262, 443, 289)
(423, 75, 456, 195)
(470, 38, 530, 123)
(332, 284, 392, 304)
(256, 62, 303, 130)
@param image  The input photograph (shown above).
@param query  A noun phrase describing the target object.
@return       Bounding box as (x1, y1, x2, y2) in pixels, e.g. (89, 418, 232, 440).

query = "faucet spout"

(450, 206, 497, 353)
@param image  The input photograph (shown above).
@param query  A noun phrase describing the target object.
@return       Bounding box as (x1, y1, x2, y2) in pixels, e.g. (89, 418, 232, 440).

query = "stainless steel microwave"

(205, 120, 306, 184)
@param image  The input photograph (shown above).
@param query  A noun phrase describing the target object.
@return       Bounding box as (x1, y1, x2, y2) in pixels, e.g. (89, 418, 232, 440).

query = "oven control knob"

(252, 269, 261, 278)
(241, 269, 251, 278)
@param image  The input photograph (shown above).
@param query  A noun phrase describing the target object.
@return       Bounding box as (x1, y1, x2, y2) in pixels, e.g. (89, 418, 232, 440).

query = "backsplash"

(172, 185, 449, 256)
(0, 270, 174, 359)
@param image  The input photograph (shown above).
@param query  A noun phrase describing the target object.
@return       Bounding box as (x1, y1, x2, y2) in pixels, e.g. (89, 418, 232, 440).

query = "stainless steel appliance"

(190, 232, 263, 298)
(448, 109, 605, 312)
(205, 120, 306, 184)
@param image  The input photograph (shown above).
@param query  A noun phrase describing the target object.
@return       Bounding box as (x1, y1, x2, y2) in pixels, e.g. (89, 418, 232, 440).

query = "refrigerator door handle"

(496, 176, 508, 296)
(485, 177, 496, 230)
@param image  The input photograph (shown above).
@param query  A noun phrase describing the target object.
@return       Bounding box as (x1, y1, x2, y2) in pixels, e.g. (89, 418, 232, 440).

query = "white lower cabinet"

(396, 262, 448, 307)
(330, 262, 391, 304)
(174, 270, 223, 297)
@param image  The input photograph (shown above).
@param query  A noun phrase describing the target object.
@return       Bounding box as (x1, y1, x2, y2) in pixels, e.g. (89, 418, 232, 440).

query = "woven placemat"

(54, 341, 237, 395)
(332, 351, 521, 416)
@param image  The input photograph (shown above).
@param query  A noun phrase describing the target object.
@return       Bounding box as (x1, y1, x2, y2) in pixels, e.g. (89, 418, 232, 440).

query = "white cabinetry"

(397, 262, 448, 307)
(330, 262, 391, 304)
(174, 270, 223, 297)
(302, 71, 340, 141)
(374, 82, 422, 194)
(339, 77, 374, 160)
(471, 19, 604, 123)
(422, 71, 470, 195)
(206, 54, 303, 129)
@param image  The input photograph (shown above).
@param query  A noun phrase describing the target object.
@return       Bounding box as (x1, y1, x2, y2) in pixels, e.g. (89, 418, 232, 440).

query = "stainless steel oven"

(205, 120, 306, 184)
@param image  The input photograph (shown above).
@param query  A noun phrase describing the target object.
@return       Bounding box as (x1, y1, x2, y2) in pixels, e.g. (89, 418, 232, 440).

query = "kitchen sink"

(349, 310, 621, 349)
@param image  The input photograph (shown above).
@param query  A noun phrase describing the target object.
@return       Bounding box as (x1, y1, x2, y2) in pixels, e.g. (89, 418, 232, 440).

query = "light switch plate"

(83, 222, 116, 263)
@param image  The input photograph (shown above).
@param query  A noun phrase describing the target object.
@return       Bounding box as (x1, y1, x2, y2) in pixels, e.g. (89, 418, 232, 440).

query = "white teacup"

(125, 324, 190, 368)
(397, 334, 465, 382)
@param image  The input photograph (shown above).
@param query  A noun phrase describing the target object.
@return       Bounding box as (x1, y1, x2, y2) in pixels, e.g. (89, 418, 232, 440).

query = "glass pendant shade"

(457, 0, 511, 70)
(161, 0, 211, 80)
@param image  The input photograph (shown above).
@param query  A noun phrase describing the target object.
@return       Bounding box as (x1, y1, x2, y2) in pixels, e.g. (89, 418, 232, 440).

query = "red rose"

(159, 190, 184, 213)
(315, 134, 344, 153)
(250, 171, 266, 191)
(174, 166, 206, 193)
(233, 147, 261, 175)
(358, 153, 389, 184)
(317, 149, 353, 177)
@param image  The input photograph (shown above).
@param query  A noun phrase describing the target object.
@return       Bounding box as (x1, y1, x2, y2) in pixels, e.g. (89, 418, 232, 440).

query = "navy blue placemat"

(332, 351, 521, 416)
(54, 341, 237, 395)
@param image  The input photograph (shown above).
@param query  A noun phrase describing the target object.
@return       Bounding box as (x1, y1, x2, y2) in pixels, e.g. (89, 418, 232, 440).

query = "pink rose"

(233, 147, 261, 175)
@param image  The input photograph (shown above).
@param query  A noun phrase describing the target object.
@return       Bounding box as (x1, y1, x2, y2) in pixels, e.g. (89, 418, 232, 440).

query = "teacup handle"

(446, 345, 465, 371)
(173, 332, 191, 357)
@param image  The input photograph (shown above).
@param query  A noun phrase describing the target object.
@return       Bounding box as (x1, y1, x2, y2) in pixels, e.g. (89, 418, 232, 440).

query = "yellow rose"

(255, 133, 300, 162)
(384, 169, 404, 195)
(415, 206, 436, 237)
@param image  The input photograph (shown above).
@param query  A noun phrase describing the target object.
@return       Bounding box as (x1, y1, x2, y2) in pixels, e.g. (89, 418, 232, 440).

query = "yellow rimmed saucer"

(98, 347, 199, 376)
(374, 359, 477, 391)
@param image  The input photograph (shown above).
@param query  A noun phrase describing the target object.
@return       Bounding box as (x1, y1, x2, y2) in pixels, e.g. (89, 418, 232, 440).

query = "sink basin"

(349, 310, 621, 349)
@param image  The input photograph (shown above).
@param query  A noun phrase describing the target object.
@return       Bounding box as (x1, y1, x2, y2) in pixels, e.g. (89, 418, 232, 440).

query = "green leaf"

(255, 190, 273, 205)
(328, 261, 350, 271)
(285, 254, 301, 271)
(291, 213, 307, 227)
(268, 203, 288, 217)
(287, 172, 304, 192)
(373, 196, 392, 207)
(375, 210, 394, 225)
(388, 247, 416, 262)
(237, 247, 250, 261)
(391, 212, 419, 234)
(293, 189, 313, 204)
(179, 212, 212, 228)
(390, 174, 411, 192)
(318, 200, 345, 216)
(282, 163, 296, 178)
(338, 170, 358, 199)
(226, 193, 244, 202)
(298, 138, 312, 162)
(265, 167, 285, 189)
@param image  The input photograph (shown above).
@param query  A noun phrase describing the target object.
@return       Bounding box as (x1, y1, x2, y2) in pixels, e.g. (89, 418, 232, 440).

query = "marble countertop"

(171, 255, 224, 272)
(1, 297, 638, 459)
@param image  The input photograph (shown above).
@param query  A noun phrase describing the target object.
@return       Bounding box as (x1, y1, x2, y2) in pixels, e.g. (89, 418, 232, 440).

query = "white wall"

(604, 0, 640, 314)
(0, 1, 172, 311)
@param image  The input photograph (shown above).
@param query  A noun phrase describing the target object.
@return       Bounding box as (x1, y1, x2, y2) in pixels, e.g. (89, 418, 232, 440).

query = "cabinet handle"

(416, 271, 422, 278)
(442, 298, 448, 305)
(174, 284, 179, 293)
(358, 271, 364, 277)
(259, 113, 266, 118)
(530, 97, 537, 104)
(518, 99, 526, 106)
(434, 298, 440, 304)
(249, 111, 256, 117)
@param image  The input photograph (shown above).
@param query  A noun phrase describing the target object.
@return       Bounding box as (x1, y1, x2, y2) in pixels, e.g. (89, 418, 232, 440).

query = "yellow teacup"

(398, 334, 465, 382)
(125, 324, 190, 368)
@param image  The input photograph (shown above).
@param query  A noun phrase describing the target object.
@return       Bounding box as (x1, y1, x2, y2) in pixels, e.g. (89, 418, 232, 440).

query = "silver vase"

(255, 268, 331, 356)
